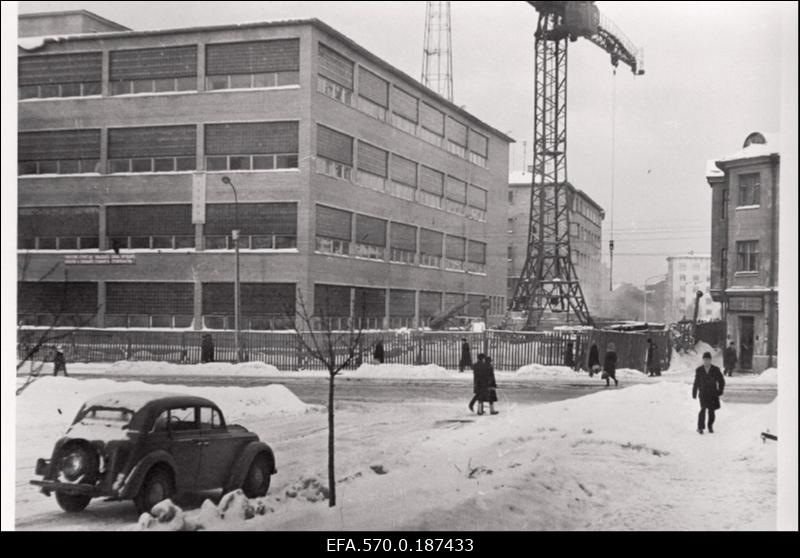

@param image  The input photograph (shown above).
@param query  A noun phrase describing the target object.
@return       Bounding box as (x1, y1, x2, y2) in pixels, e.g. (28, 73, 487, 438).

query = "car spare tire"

(57, 441, 100, 485)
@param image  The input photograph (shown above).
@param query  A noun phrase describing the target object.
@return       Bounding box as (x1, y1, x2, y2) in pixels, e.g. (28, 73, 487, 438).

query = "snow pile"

(107, 360, 282, 376)
(732, 368, 779, 385)
(343, 363, 452, 379)
(515, 364, 644, 379)
(138, 490, 275, 531)
(666, 341, 721, 376)
(16, 376, 317, 439)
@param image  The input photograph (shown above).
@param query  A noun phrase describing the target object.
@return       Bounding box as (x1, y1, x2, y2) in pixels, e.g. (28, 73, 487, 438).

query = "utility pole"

(221, 176, 241, 363)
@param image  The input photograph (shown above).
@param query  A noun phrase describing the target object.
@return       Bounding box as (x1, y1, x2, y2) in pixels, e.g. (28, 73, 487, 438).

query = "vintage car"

(31, 391, 276, 513)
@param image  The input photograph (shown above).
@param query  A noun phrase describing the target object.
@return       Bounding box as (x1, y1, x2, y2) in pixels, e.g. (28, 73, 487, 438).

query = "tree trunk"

(328, 370, 336, 507)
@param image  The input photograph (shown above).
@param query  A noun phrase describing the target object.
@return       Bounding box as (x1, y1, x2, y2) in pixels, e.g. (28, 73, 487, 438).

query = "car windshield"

(73, 406, 134, 429)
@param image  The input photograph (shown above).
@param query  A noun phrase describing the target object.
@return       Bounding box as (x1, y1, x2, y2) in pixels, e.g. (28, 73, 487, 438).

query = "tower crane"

(509, 1, 644, 329)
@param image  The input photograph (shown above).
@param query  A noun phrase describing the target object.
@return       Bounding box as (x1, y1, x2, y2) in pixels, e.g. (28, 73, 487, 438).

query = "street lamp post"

(643, 274, 665, 323)
(221, 176, 240, 363)
(480, 297, 491, 354)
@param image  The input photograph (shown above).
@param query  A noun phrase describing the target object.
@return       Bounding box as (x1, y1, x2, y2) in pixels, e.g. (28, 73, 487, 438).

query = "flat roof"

(17, 16, 514, 144)
(508, 171, 605, 213)
(18, 9, 131, 31)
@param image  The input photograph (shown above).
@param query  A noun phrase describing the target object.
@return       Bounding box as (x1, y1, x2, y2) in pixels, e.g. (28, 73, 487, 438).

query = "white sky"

(11, 0, 795, 287)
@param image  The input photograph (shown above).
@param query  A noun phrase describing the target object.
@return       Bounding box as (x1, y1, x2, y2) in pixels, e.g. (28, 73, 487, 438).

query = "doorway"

(738, 316, 754, 370)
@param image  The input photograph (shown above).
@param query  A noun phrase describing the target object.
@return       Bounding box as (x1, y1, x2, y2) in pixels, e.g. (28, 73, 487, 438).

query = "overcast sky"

(12, 1, 796, 286)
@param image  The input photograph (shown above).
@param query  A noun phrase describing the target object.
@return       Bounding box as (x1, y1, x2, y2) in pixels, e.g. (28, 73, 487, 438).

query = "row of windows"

(316, 43, 490, 168)
(18, 40, 301, 99)
(17, 281, 497, 329)
(315, 124, 488, 222)
(18, 121, 300, 176)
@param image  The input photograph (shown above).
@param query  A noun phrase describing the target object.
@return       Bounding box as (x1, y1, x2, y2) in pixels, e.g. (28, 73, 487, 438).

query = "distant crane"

(509, 1, 644, 329)
(421, 1, 454, 101)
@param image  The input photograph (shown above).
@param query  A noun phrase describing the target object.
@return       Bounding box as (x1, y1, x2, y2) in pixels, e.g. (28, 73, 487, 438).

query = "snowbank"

(16, 376, 318, 438)
(665, 341, 721, 376)
(343, 363, 452, 379)
(107, 360, 282, 376)
(515, 364, 644, 379)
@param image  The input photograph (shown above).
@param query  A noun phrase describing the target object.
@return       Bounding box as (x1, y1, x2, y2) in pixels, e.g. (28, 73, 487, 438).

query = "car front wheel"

(134, 468, 174, 515)
(55, 491, 91, 512)
(242, 455, 271, 498)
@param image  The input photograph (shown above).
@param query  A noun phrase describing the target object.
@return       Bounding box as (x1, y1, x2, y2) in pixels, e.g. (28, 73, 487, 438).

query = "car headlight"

(59, 447, 94, 483)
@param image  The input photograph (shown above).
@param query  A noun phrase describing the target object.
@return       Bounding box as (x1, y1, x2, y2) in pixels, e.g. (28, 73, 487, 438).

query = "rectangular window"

(205, 121, 298, 171)
(107, 204, 194, 249)
(18, 129, 101, 175)
(205, 202, 297, 249)
(389, 289, 416, 318)
(468, 129, 489, 160)
(107, 125, 196, 173)
(419, 102, 445, 145)
(17, 282, 97, 325)
(446, 117, 468, 146)
(357, 67, 388, 119)
(737, 173, 761, 207)
(110, 45, 197, 95)
(316, 205, 352, 255)
(419, 291, 443, 320)
(206, 39, 300, 90)
(18, 206, 99, 250)
(467, 240, 487, 273)
(316, 125, 353, 166)
(354, 214, 387, 259)
(392, 86, 418, 123)
(18, 52, 102, 99)
(419, 228, 443, 267)
(390, 222, 416, 264)
(736, 240, 759, 272)
(106, 282, 193, 327)
(445, 235, 466, 270)
(318, 43, 354, 89)
(203, 283, 295, 326)
(721, 188, 729, 219)
(390, 154, 417, 187)
(356, 142, 388, 180)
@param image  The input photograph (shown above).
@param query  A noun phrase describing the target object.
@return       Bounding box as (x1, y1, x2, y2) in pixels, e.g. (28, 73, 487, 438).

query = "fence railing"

(17, 328, 671, 373)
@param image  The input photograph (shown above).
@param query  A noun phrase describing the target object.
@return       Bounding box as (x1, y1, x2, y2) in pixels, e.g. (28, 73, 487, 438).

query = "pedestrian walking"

(723, 342, 738, 377)
(468, 354, 484, 413)
(53, 345, 68, 376)
(459, 338, 473, 373)
(588, 342, 601, 377)
(693, 351, 725, 434)
(602, 342, 618, 386)
(200, 334, 215, 363)
(471, 353, 498, 415)
(373, 339, 385, 364)
(646, 338, 661, 377)
(563, 341, 575, 368)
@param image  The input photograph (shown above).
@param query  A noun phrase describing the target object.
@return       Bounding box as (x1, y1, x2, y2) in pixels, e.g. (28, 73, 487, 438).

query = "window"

(389, 222, 416, 264)
(508, 190, 514, 203)
(445, 235, 466, 271)
(507, 246, 514, 262)
(391, 87, 418, 134)
(419, 166, 444, 209)
(316, 125, 353, 179)
(419, 228, 443, 267)
(202, 282, 295, 330)
(108, 126, 197, 173)
(419, 103, 444, 147)
(18, 206, 99, 250)
(169, 407, 198, 431)
(357, 67, 388, 120)
(468, 129, 489, 167)
(105, 282, 193, 328)
(507, 218, 514, 234)
(206, 40, 300, 90)
(721, 188, 729, 219)
(316, 205, 352, 255)
(445, 176, 467, 215)
(467, 185, 488, 221)
(467, 240, 487, 273)
(19, 52, 102, 99)
(355, 142, 388, 192)
(353, 214, 387, 260)
(736, 241, 759, 272)
(107, 204, 195, 250)
(205, 202, 297, 250)
(206, 122, 298, 171)
(445, 117, 468, 158)
(110, 46, 197, 95)
(17, 282, 97, 327)
(18, 129, 101, 175)
(317, 43, 354, 104)
(737, 173, 760, 207)
(388, 154, 417, 201)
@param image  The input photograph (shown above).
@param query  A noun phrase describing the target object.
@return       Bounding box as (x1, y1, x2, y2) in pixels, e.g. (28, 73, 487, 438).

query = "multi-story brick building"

(506, 171, 605, 313)
(706, 132, 779, 372)
(17, 11, 512, 331)
(663, 254, 720, 324)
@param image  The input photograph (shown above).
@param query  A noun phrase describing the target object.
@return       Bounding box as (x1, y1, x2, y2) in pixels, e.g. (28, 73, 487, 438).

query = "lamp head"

(221, 176, 231, 185)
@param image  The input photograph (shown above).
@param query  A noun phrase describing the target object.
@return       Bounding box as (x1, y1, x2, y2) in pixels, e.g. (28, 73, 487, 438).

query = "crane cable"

(609, 67, 617, 291)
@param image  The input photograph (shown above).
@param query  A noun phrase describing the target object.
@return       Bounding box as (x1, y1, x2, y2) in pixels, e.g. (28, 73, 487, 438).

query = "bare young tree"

(17, 253, 98, 395)
(285, 289, 365, 507)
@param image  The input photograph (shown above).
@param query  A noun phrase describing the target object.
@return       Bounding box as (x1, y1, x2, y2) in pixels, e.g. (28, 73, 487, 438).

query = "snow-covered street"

(13, 356, 778, 531)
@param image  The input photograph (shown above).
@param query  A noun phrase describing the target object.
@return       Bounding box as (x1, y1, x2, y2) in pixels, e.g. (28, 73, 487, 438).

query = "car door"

(164, 406, 203, 493)
(195, 406, 240, 490)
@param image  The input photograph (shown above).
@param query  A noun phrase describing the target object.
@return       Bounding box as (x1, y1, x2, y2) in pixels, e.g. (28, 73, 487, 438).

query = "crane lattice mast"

(509, 1, 643, 330)
(421, 1, 454, 101)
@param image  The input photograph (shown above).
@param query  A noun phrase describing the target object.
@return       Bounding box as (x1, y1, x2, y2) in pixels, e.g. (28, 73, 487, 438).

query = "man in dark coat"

(723, 342, 738, 377)
(603, 342, 618, 386)
(693, 351, 725, 434)
(588, 342, 601, 377)
(646, 338, 660, 377)
(53, 345, 68, 376)
(473, 354, 498, 415)
(459, 338, 473, 373)
(373, 339, 385, 364)
(563, 342, 575, 368)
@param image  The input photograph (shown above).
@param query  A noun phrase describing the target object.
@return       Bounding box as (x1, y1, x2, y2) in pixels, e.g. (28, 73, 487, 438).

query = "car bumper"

(30, 479, 110, 497)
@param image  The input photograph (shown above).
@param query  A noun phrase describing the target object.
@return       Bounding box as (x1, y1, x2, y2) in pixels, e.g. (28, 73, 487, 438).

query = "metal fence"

(17, 327, 672, 373)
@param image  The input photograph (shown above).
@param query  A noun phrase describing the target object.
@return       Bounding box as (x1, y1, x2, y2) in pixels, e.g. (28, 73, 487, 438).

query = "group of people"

(459, 339, 498, 415)
(587, 341, 619, 387)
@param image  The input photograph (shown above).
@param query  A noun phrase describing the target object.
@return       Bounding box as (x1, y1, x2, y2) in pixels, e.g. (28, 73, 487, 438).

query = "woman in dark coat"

(603, 342, 618, 386)
(588, 342, 601, 377)
(474, 354, 498, 415)
(646, 338, 660, 377)
(459, 338, 473, 373)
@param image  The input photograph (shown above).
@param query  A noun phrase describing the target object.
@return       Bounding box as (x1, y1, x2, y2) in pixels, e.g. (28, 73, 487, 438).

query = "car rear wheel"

(242, 455, 271, 498)
(55, 491, 91, 512)
(134, 468, 174, 515)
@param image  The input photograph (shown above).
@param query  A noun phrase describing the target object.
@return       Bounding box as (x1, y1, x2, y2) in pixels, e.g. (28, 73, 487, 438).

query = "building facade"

(17, 12, 512, 331)
(706, 132, 779, 372)
(663, 254, 720, 324)
(506, 171, 605, 312)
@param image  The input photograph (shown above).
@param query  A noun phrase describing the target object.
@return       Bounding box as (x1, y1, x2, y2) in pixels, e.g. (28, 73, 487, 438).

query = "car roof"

(83, 391, 217, 412)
